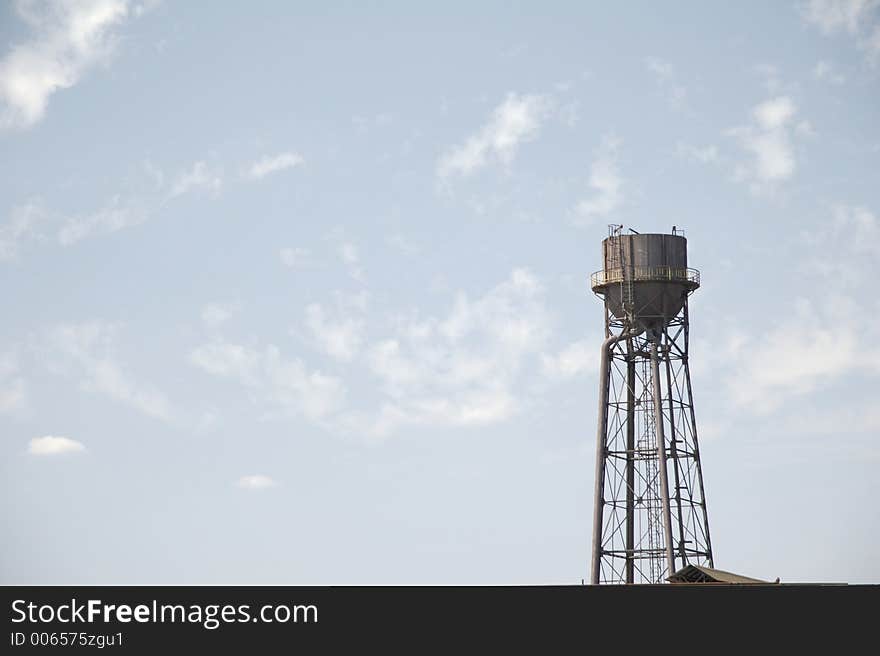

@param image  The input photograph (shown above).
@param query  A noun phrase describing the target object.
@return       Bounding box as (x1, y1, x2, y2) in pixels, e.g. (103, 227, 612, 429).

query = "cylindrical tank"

(590, 232, 699, 333)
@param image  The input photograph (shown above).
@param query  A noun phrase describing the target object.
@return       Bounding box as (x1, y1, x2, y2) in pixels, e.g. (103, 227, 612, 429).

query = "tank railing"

(590, 266, 700, 289)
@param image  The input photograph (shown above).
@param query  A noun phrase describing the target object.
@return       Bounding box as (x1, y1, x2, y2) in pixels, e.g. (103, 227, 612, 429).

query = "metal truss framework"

(591, 302, 714, 584)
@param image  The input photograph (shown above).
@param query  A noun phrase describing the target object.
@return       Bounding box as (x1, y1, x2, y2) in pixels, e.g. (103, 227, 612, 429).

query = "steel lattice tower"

(589, 226, 714, 584)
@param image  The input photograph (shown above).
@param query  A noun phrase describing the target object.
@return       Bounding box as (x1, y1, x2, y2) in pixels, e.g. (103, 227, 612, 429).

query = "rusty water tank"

(589, 232, 699, 334)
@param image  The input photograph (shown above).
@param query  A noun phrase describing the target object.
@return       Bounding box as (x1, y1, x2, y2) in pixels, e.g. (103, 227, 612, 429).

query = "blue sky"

(1, 1, 878, 584)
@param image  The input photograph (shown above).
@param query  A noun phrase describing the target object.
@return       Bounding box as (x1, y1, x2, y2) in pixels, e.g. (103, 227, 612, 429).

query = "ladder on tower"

(616, 230, 635, 325)
(641, 358, 665, 584)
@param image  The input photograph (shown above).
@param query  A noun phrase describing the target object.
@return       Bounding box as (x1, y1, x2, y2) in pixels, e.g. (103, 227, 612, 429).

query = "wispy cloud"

(338, 241, 364, 282)
(236, 474, 277, 489)
(183, 263, 634, 441)
(201, 301, 241, 328)
(386, 234, 420, 257)
(727, 96, 805, 193)
(813, 60, 846, 83)
(29, 435, 86, 456)
(644, 56, 687, 110)
(573, 136, 623, 224)
(829, 205, 880, 254)
(45, 321, 172, 420)
(676, 142, 720, 164)
(65, 158, 222, 240)
(724, 296, 873, 413)
(721, 204, 880, 413)
(437, 92, 552, 181)
(0, 0, 135, 130)
(170, 161, 222, 198)
(352, 112, 393, 133)
(244, 152, 304, 180)
(353, 268, 551, 438)
(802, 0, 877, 33)
(279, 246, 310, 268)
(188, 269, 562, 440)
(2, 156, 230, 257)
(0, 349, 26, 414)
(190, 340, 346, 422)
(800, 205, 880, 285)
(0, 201, 47, 261)
(57, 195, 146, 245)
(801, 0, 880, 64)
(541, 339, 597, 379)
(304, 303, 364, 362)
(754, 63, 783, 93)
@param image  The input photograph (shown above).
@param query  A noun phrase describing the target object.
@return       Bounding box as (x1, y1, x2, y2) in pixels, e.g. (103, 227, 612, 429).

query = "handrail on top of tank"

(589, 266, 700, 290)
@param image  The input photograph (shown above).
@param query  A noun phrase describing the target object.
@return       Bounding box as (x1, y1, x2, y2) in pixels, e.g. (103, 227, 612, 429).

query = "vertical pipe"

(650, 339, 676, 579)
(591, 333, 624, 584)
(625, 340, 635, 584)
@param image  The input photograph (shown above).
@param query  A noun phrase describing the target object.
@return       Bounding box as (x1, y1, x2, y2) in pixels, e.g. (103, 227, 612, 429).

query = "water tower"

(589, 225, 713, 584)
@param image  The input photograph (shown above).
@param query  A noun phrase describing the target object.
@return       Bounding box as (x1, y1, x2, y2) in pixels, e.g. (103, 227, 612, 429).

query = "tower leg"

(591, 334, 624, 584)
(625, 340, 635, 584)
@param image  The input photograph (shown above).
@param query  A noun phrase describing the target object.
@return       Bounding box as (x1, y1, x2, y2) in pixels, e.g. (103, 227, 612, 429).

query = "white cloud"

(645, 56, 687, 109)
(5, 160, 226, 254)
(727, 96, 804, 192)
(781, 403, 880, 437)
(280, 246, 310, 268)
(676, 143, 720, 164)
(305, 303, 363, 362)
(132, 1, 162, 18)
(190, 339, 261, 381)
(262, 347, 345, 420)
(645, 56, 673, 80)
(437, 92, 552, 180)
(356, 268, 551, 437)
(188, 268, 602, 440)
(802, 0, 877, 33)
(866, 23, 880, 60)
(723, 205, 880, 413)
(813, 60, 846, 83)
(190, 339, 346, 421)
(800, 205, 880, 285)
(0, 378, 26, 413)
(57, 195, 146, 245)
(339, 242, 358, 265)
(170, 161, 222, 198)
(834, 205, 880, 252)
(338, 241, 364, 282)
(187, 270, 554, 439)
(724, 297, 869, 413)
(754, 96, 796, 130)
(352, 112, 393, 133)
(0, 201, 47, 260)
(29, 435, 86, 455)
(236, 474, 277, 489)
(245, 152, 304, 180)
(801, 0, 880, 63)
(0, 350, 26, 413)
(558, 100, 580, 127)
(201, 301, 240, 328)
(541, 339, 597, 379)
(797, 120, 817, 138)
(573, 136, 623, 224)
(755, 63, 782, 92)
(46, 321, 172, 420)
(0, 0, 134, 130)
(386, 234, 420, 256)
